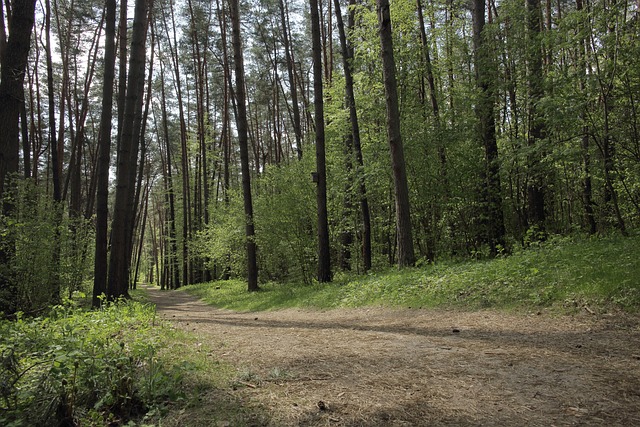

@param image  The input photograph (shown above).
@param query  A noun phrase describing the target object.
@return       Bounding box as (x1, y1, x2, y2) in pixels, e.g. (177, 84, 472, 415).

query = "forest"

(0, 0, 639, 422)
(1, 0, 639, 314)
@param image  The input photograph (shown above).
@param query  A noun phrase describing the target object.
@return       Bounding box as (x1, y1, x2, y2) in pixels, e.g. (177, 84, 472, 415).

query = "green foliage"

(253, 158, 317, 284)
(191, 192, 246, 279)
(183, 236, 640, 312)
(0, 180, 94, 314)
(0, 300, 182, 426)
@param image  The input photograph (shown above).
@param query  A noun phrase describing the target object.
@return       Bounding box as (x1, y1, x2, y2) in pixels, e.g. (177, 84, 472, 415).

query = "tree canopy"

(1, 0, 639, 314)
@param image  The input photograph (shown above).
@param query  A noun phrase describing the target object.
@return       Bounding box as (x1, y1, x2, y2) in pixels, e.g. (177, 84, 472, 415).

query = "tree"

(93, 0, 117, 305)
(0, 0, 37, 315)
(310, 0, 331, 282)
(229, 0, 259, 291)
(107, 0, 150, 299)
(334, 0, 371, 271)
(471, 0, 505, 255)
(0, 0, 37, 200)
(377, 0, 415, 267)
(525, 0, 546, 234)
(575, 0, 597, 234)
(278, 0, 303, 160)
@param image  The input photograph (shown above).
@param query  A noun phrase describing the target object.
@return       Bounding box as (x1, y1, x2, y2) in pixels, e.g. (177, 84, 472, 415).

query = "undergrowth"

(0, 297, 184, 426)
(184, 235, 640, 313)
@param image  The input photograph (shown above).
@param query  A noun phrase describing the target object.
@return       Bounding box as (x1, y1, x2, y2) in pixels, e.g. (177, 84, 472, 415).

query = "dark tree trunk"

(575, 0, 597, 234)
(107, 0, 149, 299)
(311, 0, 332, 282)
(92, 0, 118, 306)
(229, 0, 259, 291)
(526, 0, 546, 234)
(157, 29, 181, 290)
(20, 85, 30, 178)
(117, 0, 128, 144)
(278, 0, 303, 160)
(472, 0, 505, 255)
(334, 0, 372, 272)
(44, 0, 62, 202)
(377, 0, 416, 267)
(0, 0, 37, 316)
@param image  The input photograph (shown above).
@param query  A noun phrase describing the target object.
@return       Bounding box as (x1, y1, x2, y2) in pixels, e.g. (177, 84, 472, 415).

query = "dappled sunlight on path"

(143, 284, 640, 426)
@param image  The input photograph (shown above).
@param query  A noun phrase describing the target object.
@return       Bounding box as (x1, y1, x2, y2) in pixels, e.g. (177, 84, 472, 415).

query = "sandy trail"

(143, 285, 640, 426)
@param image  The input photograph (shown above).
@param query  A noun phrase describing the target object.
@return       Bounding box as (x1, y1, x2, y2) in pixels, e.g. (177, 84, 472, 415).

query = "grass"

(0, 293, 268, 427)
(129, 290, 269, 426)
(183, 234, 640, 313)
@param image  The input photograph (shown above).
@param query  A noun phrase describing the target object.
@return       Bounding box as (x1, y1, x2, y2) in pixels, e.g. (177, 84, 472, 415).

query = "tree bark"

(575, 0, 596, 234)
(334, 0, 372, 272)
(472, 0, 505, 255)
(229, 0, 259, 291)
(44, 0, 62, 202)
(278, 0, 303, 160)
(526, 0, 546, 234)
(377, 0, 416, 267)
(157, 22, 181, 290)
(0, 0, 37, 316)
(311, 0, 332, 281)
(107, 0, 149, 299)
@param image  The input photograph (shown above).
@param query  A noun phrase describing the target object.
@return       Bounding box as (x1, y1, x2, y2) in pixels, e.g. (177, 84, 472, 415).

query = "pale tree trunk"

(229, 0, 259, 291)
(377, 0, 416, 267)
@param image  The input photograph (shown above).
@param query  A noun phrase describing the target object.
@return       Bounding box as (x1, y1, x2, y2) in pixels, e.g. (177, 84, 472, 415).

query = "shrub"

(0, 299, 180, 426)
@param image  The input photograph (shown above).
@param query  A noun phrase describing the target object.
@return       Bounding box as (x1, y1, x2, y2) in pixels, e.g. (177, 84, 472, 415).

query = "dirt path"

(143, 286, 640, 426)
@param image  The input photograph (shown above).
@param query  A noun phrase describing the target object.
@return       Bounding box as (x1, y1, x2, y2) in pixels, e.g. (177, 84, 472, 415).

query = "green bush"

(0, 180, 94, 315)
(0, 299, 181, 426)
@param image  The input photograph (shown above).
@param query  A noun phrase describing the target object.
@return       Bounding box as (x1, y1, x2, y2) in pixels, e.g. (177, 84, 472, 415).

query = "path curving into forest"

(143, 285, 640, 426)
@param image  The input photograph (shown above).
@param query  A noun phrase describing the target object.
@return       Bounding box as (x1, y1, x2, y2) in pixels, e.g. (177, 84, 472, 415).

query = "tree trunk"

(334, 0, 372, 272)
(377, 0, 416, 267)
(107, 0, 149, 299)
(92, 0, 117, 306)
(278, 0, 303, 160)
(165, 2, 192, 287)
(44, 0, 62, 202)
(229, 0, 259, 291)
(526, 0, 546, 234)
(575, 0, 597, 234)
(311, 0, 332, 281)
(157, 35, 181, 290)
(0, 0, 37, 316)
(471, 0, 505, 255)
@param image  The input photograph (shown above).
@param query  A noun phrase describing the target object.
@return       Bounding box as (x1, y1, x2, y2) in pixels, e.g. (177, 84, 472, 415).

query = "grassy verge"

(0, 295, 266, 426)
(183, 234, 640, 313)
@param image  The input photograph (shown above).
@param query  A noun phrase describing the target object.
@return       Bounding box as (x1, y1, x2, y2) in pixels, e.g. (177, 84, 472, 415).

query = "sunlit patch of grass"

(183, 234, 640, 313)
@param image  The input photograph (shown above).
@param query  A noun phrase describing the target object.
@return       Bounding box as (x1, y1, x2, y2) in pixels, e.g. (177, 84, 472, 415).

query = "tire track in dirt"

(144, 285, 640, 426)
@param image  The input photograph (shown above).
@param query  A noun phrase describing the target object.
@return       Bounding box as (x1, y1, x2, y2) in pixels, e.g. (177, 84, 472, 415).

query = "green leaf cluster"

(0, 300, 181, 426)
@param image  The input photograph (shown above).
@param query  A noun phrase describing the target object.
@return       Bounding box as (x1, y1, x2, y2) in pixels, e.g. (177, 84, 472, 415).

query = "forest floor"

(143, 285, 640, 426)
